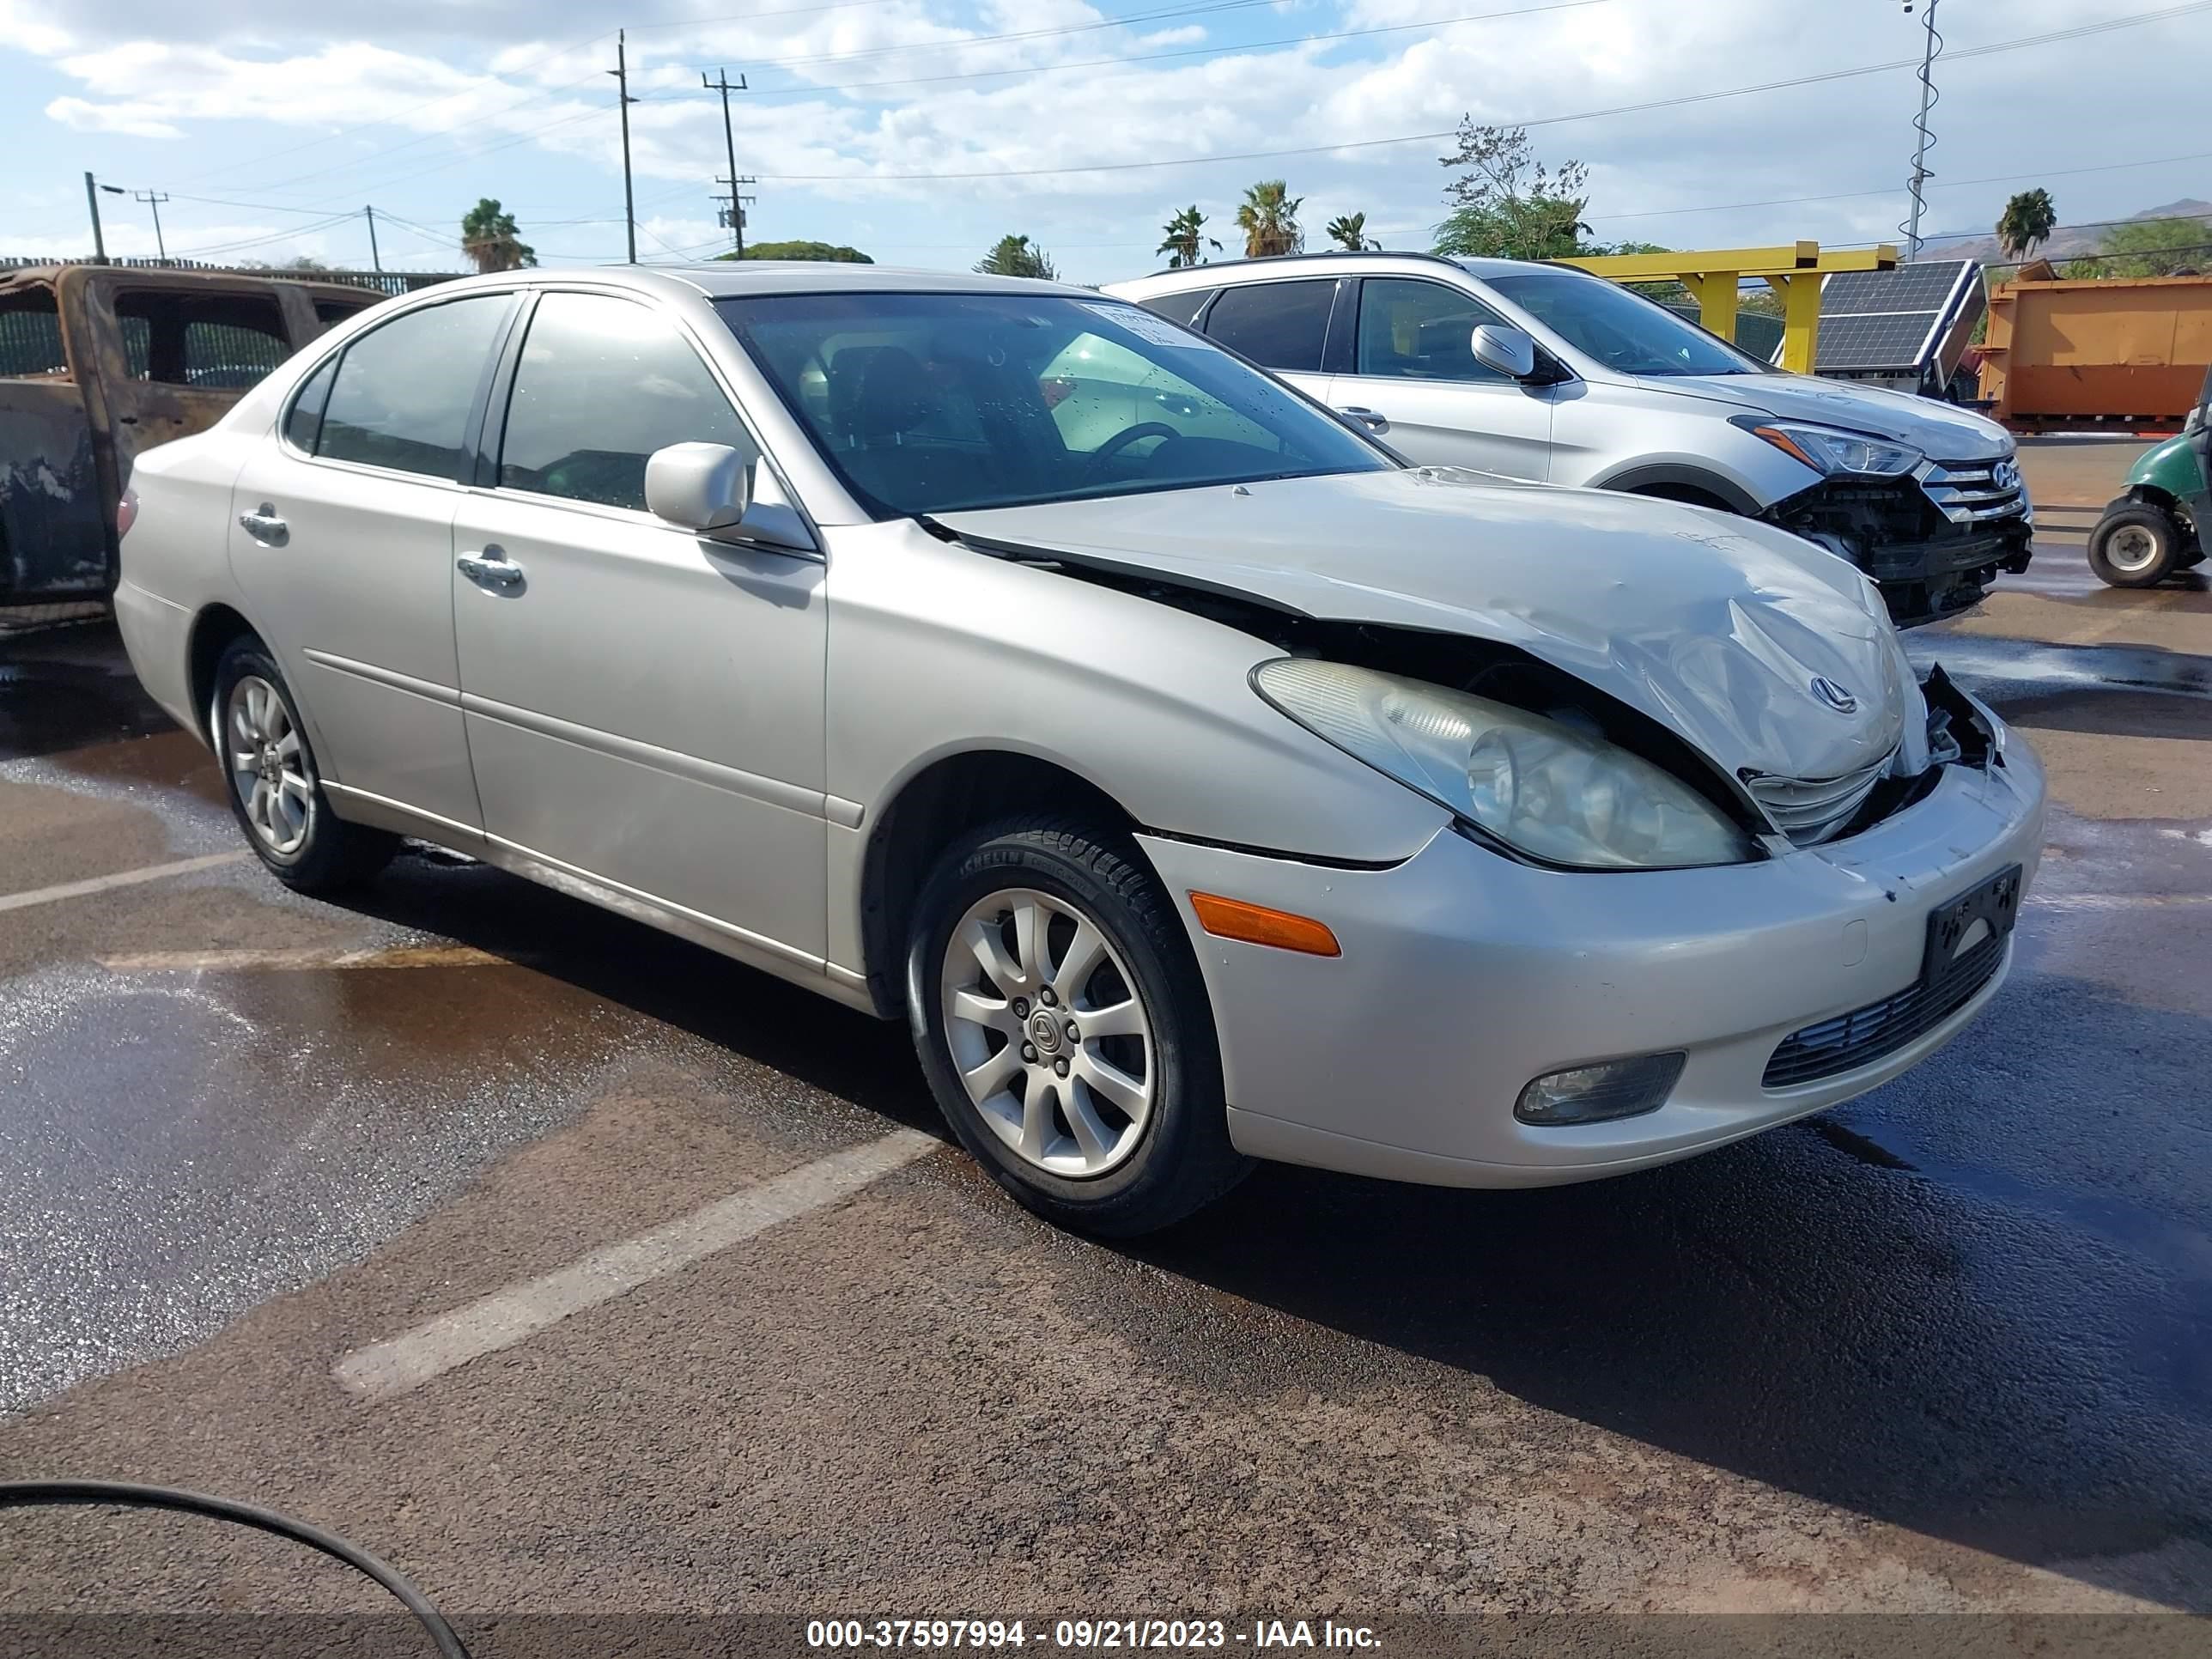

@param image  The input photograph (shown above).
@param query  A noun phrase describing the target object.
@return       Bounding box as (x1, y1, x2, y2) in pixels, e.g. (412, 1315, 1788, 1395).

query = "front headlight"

(1254, 659, 1756, 870)
(1735, 416, 1922, 477)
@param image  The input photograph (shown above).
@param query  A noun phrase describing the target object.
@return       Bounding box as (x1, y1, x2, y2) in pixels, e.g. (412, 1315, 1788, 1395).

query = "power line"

(747, 1, 2212, 182)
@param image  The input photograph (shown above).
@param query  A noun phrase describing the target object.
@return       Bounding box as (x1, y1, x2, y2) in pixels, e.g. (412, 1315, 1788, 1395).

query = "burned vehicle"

(112, 266, 2044, 1236)
(1, 264, 381, 605)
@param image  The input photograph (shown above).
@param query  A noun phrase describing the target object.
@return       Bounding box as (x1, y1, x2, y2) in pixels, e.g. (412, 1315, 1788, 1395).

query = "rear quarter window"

(0, 283, 68, 379)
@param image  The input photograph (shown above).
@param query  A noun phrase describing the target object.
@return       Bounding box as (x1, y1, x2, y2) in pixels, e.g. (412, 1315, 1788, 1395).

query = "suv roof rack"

(1128, 249, 1473, 283)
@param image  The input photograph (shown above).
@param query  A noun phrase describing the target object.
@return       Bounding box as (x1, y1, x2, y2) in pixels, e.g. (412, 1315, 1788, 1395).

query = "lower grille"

(1762, 931, 2006, 1088)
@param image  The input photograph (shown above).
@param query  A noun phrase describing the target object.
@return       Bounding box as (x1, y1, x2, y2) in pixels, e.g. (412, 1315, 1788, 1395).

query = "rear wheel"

(906, 817, 1249, 1237)
(2087, 504, 2183, 587)
(212, 637, 397, 892)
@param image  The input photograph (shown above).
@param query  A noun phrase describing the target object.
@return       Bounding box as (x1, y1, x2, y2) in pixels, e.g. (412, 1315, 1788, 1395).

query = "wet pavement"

(1, 441, 2208, 1622)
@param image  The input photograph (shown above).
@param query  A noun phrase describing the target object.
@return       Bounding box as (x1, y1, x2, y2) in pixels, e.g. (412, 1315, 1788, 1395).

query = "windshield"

(1486, 270, 1772, 378)
(714, 291, 1390, 519)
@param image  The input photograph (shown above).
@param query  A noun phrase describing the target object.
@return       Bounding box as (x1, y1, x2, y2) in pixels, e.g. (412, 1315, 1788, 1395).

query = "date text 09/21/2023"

(805, 1620, 1382, 1650)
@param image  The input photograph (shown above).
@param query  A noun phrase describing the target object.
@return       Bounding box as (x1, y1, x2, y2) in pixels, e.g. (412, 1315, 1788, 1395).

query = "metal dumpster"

(1979, 263, 2212, 430)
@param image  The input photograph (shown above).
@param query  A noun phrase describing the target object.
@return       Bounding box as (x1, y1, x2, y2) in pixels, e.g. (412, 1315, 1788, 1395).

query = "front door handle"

(456, 550, 526, 590)
(238, 504, 289, 545)
(1337, 405, 1390, 435)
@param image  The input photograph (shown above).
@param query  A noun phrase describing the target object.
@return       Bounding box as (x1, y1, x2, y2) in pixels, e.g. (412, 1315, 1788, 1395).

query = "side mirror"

(646, 442, 750, 532)
(1471, 324, 1538, 381)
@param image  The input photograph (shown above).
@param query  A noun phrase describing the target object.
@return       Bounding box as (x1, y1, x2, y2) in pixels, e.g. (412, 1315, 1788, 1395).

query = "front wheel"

(2087, 503, 2184, 587)
(212, 637, 397, 892)
(906, 817, 1250, 1237)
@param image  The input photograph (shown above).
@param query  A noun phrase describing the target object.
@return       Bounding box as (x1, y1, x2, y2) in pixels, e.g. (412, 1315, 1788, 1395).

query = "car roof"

(415, 262, 1110, 303)
(1105, 250, 1564, 295)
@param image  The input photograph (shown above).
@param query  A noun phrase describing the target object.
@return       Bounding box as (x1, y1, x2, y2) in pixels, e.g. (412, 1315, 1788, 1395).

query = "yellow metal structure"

(1558, 242, 1900, 374)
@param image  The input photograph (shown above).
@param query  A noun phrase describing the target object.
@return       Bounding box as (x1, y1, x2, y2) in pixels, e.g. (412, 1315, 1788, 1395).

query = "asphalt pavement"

(1, 439, 2207, 1627)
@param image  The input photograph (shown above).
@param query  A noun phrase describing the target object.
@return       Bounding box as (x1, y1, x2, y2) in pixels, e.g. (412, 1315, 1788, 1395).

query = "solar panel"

(1814, 260, 1978, 374)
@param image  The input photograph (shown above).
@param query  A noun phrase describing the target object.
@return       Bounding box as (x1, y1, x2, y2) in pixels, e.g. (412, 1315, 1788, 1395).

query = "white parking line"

(100, 944, 513, 972)
(332, 1127, 939, 1402)
(2027, 892, 2212, 911)
(0, 851, 251, 915)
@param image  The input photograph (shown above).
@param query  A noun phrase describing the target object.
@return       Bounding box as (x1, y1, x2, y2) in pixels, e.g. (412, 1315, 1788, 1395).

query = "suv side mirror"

(1471, 324, 1538, 381)
(646, 442, 750, 532)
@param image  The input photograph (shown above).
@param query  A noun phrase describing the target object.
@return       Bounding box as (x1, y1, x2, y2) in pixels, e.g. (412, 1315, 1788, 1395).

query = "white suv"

(1108, 252, 2033, 628)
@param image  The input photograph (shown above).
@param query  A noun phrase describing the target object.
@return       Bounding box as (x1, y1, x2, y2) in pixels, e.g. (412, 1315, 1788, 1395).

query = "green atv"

(2087, 365, 2211, 587)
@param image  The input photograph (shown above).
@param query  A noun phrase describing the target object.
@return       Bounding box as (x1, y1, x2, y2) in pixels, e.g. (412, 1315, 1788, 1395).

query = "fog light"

(1515, 1053, 1686, 1126)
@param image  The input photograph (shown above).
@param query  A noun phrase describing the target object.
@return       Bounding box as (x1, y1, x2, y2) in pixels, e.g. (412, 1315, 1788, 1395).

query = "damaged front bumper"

(1141, 677, 2045, 1189)
(1765, 473, 2034, 629)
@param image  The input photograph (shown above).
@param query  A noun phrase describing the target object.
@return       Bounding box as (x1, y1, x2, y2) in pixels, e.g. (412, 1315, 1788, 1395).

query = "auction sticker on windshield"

(1084, 301, 1203, 348)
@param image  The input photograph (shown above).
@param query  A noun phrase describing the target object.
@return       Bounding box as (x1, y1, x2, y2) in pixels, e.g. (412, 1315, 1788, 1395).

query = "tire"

(2087, 504, 2183, 587)
(906, 817, 1251, 1237)
(210, 636, 397, 893)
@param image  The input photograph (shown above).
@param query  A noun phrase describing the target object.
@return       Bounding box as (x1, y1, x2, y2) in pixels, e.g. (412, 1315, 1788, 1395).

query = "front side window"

(1138, 288, 1213, 329)
(1201, 280, 1335, 372)
(1486, 270, 1770, 378)
(316, 295, 514, 479)
(717, 290, 1389, 520)
(113, 289, 289, 389)
(1354, 278, 1512, 382)
(499, 292, 755, 512)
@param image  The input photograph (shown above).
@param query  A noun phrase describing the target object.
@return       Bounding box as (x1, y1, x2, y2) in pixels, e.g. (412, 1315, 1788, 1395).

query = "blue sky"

(3, 1, 2209, 286)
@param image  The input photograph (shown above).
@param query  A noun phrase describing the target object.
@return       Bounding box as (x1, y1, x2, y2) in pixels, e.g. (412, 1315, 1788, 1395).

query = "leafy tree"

(1236, 180, 1304, 258)
(2090, 216, 2212, 276)
(1430, 119, 1589, 260)
(720, 240, 873, 263)
(1325, 211, 1376, 251)
(1994, 188, 2057, 261)
(459, 198, 536, 272)
(1157, 205, 1220, 269)
(975, 234, 1058, 280)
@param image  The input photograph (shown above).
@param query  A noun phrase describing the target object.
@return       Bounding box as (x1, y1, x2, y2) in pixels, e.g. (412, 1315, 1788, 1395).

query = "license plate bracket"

(1922, 863, 2022, 991)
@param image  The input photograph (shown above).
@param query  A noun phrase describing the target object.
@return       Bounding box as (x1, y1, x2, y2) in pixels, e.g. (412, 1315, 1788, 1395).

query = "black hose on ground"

(0, 1479, 470, 1659)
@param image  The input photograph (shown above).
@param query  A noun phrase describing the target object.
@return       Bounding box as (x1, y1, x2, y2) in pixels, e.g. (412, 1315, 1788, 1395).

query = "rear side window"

(112, 289, 289, 389)
(1138, 289, 1213, 329)
(498, 292, 756, 512)
(0, 283, 67, 379)
(1203, 280, 1334, 372)
(284, 355, 338, 452)
(316, 295, 513, 480)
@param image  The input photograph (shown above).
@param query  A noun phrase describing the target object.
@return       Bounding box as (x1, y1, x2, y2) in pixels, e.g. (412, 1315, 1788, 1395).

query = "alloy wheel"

(226, 675, 312, 856)
(939, 886, 1156, 1178)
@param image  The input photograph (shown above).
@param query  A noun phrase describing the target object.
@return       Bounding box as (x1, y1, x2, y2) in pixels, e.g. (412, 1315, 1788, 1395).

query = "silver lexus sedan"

(112, 264, 2045, 1235)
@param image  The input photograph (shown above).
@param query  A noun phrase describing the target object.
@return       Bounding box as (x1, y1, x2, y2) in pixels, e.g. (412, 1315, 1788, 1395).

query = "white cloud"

(45, 96, 182, 139)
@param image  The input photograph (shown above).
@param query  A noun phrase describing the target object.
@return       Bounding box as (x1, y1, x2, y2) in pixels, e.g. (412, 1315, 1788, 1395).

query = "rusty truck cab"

(0, 264, 382, 605)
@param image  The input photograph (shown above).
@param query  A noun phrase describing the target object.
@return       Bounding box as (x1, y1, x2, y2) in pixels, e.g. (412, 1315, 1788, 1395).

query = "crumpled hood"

(1655, 371, 2013, 462)
(935, 467, 1916, 782)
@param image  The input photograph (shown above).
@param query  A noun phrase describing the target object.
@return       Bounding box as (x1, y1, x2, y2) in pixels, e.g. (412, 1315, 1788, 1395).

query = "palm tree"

(459, 198, 536, 272)
(1236, 180, 1304, 258)
(974, 234, 1057, 280)
(1325, 211, 1376, 252)
(1995, 188, 2057, 261)
(1157, 205, 1220, 269)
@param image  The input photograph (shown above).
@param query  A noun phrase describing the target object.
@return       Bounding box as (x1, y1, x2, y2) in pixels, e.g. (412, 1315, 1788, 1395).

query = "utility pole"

(84, 172, 113, 263)
(702, 68, 748, 256)
(611, 31, 638, 263)
(364, 206, 382, 273)
(1900, 0, 1942, 259)
(716, 176, 757, 258)
(134, 191, 171, 263)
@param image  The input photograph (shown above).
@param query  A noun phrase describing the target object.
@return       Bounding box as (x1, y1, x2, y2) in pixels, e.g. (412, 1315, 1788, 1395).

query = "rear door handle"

(238, 504, 289, 545)
(456, 550, 526, 590)
(1337, 405, 1390, 434)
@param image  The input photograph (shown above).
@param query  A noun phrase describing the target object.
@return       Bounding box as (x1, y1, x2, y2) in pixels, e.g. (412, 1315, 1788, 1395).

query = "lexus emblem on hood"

(1809, 677, 1859, 714)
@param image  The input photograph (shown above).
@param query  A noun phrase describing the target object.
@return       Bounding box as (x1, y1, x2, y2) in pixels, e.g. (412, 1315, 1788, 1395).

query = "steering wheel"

(1088, 422, 1181, 474)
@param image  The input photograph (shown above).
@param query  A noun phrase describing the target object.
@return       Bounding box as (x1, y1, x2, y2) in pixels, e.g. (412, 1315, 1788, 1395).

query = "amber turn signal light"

(1188, 892, 1341, 957)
